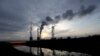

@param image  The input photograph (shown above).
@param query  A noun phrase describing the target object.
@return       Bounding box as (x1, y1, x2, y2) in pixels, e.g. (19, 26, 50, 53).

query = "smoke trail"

(40, 21, 47, 37)
(54, 15, 61, 23)
(78, 5, 96, 16)
(62, 10, 74, 20)
(46, 16, 53, 22)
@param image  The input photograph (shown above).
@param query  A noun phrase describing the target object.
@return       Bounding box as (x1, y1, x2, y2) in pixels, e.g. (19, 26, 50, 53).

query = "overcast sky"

(0, 0, 100, 40)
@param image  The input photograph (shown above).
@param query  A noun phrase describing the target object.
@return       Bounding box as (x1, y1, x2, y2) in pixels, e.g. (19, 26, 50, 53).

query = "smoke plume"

(54, 15, 61, 23)
(78, 5, 96, 16)
(40, 21, 47, 37)
(62, 10, 74, 20)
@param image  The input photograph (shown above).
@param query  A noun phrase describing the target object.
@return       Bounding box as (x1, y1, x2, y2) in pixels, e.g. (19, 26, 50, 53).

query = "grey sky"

(0, 0, 100, 40)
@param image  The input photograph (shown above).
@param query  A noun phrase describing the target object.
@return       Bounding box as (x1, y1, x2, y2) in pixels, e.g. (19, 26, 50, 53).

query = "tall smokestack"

(30, 22, 33, 41)
(29, 22, 33, 54)
(51, 25, 56, 56)
(37, 27, 40, 40)
(40, 25, 43, 39)
(51, 26, 55, 38)
(37, 27, 40, 56)
(37, 28, 44, 56)
(40, 21, 47, 38)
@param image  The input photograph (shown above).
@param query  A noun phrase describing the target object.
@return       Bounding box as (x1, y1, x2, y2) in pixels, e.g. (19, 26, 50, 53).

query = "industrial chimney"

(29, 23, 33, 41)
(51, 25, 55, 38)
(29, 22, 33, 54)
(51, 25, 56, 56)
(37, 27, 40, 40)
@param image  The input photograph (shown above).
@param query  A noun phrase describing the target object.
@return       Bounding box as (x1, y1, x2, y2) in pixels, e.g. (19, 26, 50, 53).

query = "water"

(15, 46, 92, 56)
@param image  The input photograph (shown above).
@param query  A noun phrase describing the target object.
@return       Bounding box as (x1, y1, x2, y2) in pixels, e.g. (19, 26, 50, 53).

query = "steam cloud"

(40, 16, 54, 36)
(39, 5, 97, 37)
(55, 15, 61, 23)
(46, 16, 53, 22)
(62, 10, 74, 20)
(61, 5, 96, 20)
(40, 21, 47, 36)
(78, 5, 96, 16)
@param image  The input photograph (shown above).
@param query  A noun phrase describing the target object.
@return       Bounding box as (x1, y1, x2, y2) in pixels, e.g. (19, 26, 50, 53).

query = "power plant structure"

(37, 25, 56, 56)
(51, 25, 56, 56)
(29, 22, 57, 56)
(29, 23, 33, 54)
(37, 27, 44, 56)
(37, 27, 40, 40)
(51, 25, 55, 38)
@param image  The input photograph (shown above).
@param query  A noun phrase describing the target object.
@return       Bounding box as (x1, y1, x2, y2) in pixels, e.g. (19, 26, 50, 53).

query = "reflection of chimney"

(37, 28, 43, 56)
(51, 26, 55, 38)
(40, 48, 44, 56)
(52, 50, 56, 56)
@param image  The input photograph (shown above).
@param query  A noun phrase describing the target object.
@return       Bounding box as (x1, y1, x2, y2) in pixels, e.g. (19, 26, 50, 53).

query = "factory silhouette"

(0, 0, 99, 56)
(0, 22, 100, 56)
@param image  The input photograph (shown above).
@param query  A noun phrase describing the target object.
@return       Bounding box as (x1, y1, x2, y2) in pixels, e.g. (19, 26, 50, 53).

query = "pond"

(15, 46, 92, 56)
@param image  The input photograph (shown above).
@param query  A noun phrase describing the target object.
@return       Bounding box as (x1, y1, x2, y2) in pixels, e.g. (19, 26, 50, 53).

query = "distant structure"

(29, 23, 33, 54)
(51, 26, 55, 38)
(37, 28, 40, 40)
(37, 27, 44, 56)
(51, 25, 56, 56)
(30, 23, 33, 41)
(37, 27, 40, 56)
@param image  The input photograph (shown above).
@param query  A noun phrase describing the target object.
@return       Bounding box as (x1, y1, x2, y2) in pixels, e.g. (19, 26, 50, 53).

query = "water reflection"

(15, 46, 92, 56)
